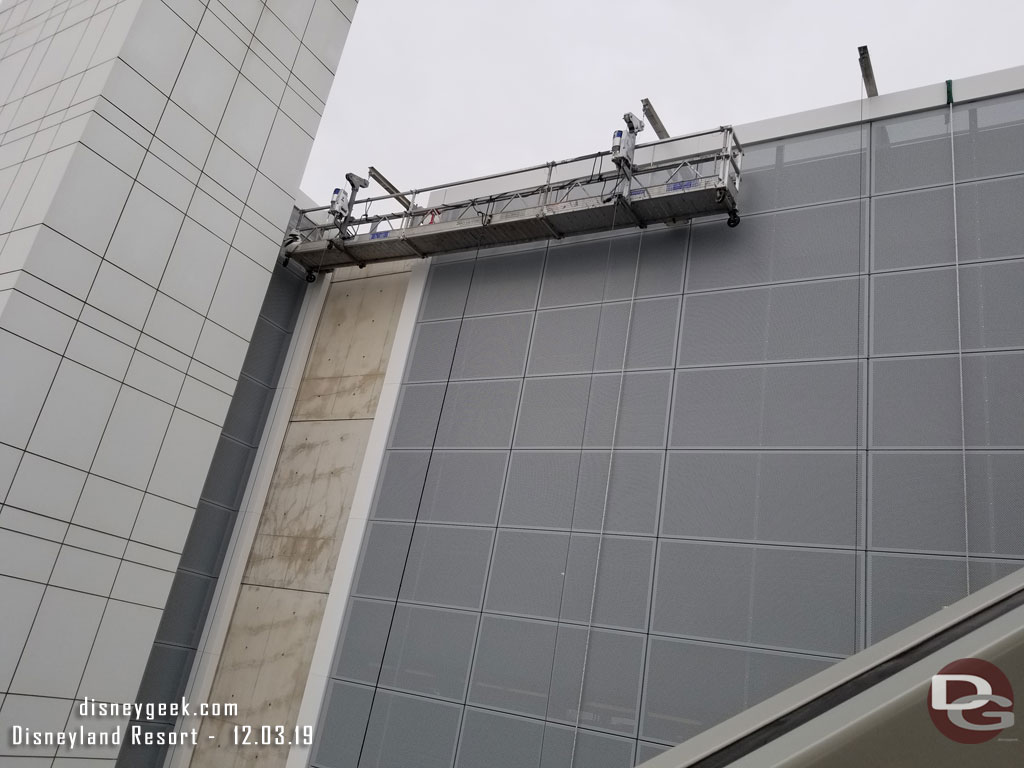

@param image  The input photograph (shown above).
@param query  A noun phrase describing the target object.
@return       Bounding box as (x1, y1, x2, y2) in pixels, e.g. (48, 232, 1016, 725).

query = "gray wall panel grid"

(313, 91, 1024, 766)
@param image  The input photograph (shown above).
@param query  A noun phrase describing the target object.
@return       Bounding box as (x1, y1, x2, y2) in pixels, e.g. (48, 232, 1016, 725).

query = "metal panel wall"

(310, 91, 1024, 767)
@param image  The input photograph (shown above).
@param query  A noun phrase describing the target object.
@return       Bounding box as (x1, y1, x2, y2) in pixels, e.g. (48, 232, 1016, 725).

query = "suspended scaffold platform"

(284, 124, 743, 274)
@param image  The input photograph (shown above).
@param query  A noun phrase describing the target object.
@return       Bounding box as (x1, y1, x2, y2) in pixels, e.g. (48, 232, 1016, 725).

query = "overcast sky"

(300, 0, 1024, 204)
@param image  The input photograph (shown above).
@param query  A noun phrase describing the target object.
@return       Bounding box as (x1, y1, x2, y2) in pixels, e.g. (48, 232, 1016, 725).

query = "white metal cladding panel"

(311, 91, 1024, 767)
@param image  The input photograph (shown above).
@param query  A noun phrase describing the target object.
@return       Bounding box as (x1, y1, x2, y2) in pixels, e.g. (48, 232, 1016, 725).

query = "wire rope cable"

(568, 188, 644, 766)
(948, 101, 971, 595)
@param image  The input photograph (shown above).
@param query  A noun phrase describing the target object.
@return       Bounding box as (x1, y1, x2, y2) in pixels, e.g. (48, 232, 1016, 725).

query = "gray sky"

(300, 0, 1024, 204)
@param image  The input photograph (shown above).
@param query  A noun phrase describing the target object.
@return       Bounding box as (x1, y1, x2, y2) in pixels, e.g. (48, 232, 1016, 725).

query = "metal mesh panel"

(332, 598, 395, 684)
(583, 370, 672, 448)
(546, 625, 645, 736)
(360, 690, 462, 768)
(388, 384, 446, 449)
(399, 524, 494, 609)
(451, 312, 533, 380)
(434, 379, 522, 449)
(963, 352, 1024, 447)
(867, 452, 1024, 556)
(419, 450, 507, 525)
(870, 353, 1024, 449)
(959, 259, 1024, 351)
(420, 259, 474, 321)
(953, 92, 1024, 181)
(957, 176, 1024, 263)
(594, 297, 681, 372)
(485, 529, 570, 620)
(500, 451, 581, 529)
(468, 615, 558, 718)
(641, 636, 835, 745)
(312, 681, 374, 768)
(540, 239, 615, 309)
(872, 108, 957, 194)
(515, 375, 591, 449)
(636, 742, 669, 763)
(371, 451, 430, 521)
(572, 451, 662, 535)
(678, 278, 860, 366)
(405, 320, 461, 383)
(379, 604, 478, 701)
(741, 128, 867, 214)
(867, 553, 1022, 645)
(465, 250, 544, 315)
(670, 361, 860, 448)
(456, 708, 545, 768)
(661, 451, 858, 546)
(528, 305, 602, 376)
(871, 186, 955, 271)
(559, 534, 655, 631)
(870, 268, 959, 355)
(688, 199, 864, 291)
(352, 522, 414, 600)
(652, 540, 856, 655)
(605, 228, 687, 301)
(541, 723, 637, 768)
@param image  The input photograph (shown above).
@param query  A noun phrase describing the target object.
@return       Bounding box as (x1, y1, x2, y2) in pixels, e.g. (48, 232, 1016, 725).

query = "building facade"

(2, 2, 1024, 767)
(0, 0, 355, 766)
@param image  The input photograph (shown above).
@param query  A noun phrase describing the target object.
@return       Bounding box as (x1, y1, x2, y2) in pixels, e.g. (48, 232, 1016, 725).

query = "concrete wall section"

(188, 260, 415, 768)
(0, 1, 355, 766)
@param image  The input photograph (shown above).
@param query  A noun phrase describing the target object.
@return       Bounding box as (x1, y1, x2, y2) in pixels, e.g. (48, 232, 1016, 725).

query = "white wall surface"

(0, 0, 354, 765)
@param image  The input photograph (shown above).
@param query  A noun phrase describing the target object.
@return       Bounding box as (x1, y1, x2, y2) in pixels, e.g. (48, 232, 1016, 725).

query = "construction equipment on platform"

(284, 112, 743, 275)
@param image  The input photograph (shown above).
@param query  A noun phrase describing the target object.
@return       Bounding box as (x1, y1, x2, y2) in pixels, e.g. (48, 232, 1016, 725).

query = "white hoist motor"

(611, 112, 645, 173)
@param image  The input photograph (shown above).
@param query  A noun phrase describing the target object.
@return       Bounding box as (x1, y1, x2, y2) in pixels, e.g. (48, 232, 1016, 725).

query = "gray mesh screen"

(559, 534, 654, 631)
(583, 371, 672, 449)
(405, 320, 461, 383)
(485, 529, 570, 620)
(662, 451, 859, 546)
(872, 108, 956, 194)
(317, 93, 1024, 767)
(420, 260, 474, 321)
(388, 384, 446, 449)
(678, 278, 860, 366)
(528, 304, 603, 376)
(456, 708, 545, 768)
(379, 604, 478, 701)
(500, 451, 581, 529)
(360, 690, 462, 768)
(953, 92, 1024, 181)
(451, 312, 533, 380)
(541, 722, 637, 768)
(332, 598, 395, 684)
(641, 636, 835, 745)
(653, 540, 856, 655)
(419, 450, 508, 525)
(867, 553, 1021, 644)
(572, 451, 662, 535)
(514, 375, 592, 449)
(434, 379, 522, 449)
(540, 239, 616, 308)
(399, 524, 494, 609)
(670, 361, 860, 448)
(594, 297, 681, 372)
(545, 625, 645, 736)
(371, 450, 430, 521)
(464, 250, 544, 315)
(688, 199, 864, 291)
(468, 614, 558, 717)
